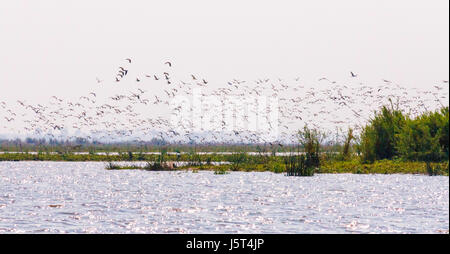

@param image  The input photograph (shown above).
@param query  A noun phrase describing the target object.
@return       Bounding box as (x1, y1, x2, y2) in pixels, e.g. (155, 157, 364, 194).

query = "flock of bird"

(1, 58, 449, 145)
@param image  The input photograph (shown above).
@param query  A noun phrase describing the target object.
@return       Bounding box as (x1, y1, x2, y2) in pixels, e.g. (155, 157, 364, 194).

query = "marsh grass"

(105, 162, 143, 170)
(229, 152, 248, 171)
(321, 159, 449, 175)
(284, 154, 315, 176)
(214, 168, 229, 175)
(105, 162, 121, 170)
(426, 162, 445, 176)
(282, 125, 323, 176)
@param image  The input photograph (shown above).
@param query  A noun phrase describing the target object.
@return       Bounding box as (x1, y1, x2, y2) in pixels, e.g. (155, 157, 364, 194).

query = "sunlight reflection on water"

(0, 161, 448, 233)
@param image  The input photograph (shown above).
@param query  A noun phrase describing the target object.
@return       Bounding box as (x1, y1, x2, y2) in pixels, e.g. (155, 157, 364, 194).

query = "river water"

(0, 161, 448, 233)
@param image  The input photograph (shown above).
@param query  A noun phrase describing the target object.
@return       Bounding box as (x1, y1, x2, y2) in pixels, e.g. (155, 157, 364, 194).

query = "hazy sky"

(0, 0, 449, 103)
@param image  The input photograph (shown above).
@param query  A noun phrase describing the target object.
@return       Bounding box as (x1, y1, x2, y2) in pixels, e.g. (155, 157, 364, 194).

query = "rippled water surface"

(0, 162, 448, 233)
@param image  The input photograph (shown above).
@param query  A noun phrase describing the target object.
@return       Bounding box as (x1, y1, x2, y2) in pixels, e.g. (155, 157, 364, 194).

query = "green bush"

(360, 105, 448, 163)
(396, 107, 448, 162)
(396, 118, 441, 161)
(360, 105, 406, 162)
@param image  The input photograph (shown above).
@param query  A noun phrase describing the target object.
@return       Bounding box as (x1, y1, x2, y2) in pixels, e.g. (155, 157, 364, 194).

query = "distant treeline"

(0, 138, 301, 154)
(0, 137, 335, 154)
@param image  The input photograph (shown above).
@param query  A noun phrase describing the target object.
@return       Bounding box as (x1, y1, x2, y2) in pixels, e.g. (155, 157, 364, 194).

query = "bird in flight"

(350, 71, 358, 78)
(165, 61, 172, 67)
(125, 58, 132, 63)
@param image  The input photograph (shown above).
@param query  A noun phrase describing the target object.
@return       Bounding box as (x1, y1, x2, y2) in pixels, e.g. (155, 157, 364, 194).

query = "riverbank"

(1, 152, 448, 175)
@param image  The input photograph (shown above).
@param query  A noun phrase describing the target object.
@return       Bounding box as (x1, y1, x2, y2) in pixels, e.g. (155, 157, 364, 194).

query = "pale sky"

(0, 0, 449, 142)
(0, 0, 448, 103)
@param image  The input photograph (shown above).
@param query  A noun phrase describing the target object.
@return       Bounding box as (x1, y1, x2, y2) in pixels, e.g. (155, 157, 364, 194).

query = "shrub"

(396, 107, 448, 162)
(360, 105, 406, 162)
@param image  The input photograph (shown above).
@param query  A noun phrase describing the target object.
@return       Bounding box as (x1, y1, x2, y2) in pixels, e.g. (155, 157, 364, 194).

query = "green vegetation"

(360, 104, 448, 163)
(284, 125, 323, 176)
(284, 154, 314, 176)
(341, 128, 354, 160)
(320, 159, 448, 175)
(229, 152, 248, 171)
(105, 161, 175, 171)
(105, 162, 143, 170)
(1, 105, 448, 176)
(103, 159, 448, 176)
(214, 168, 229, 175)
